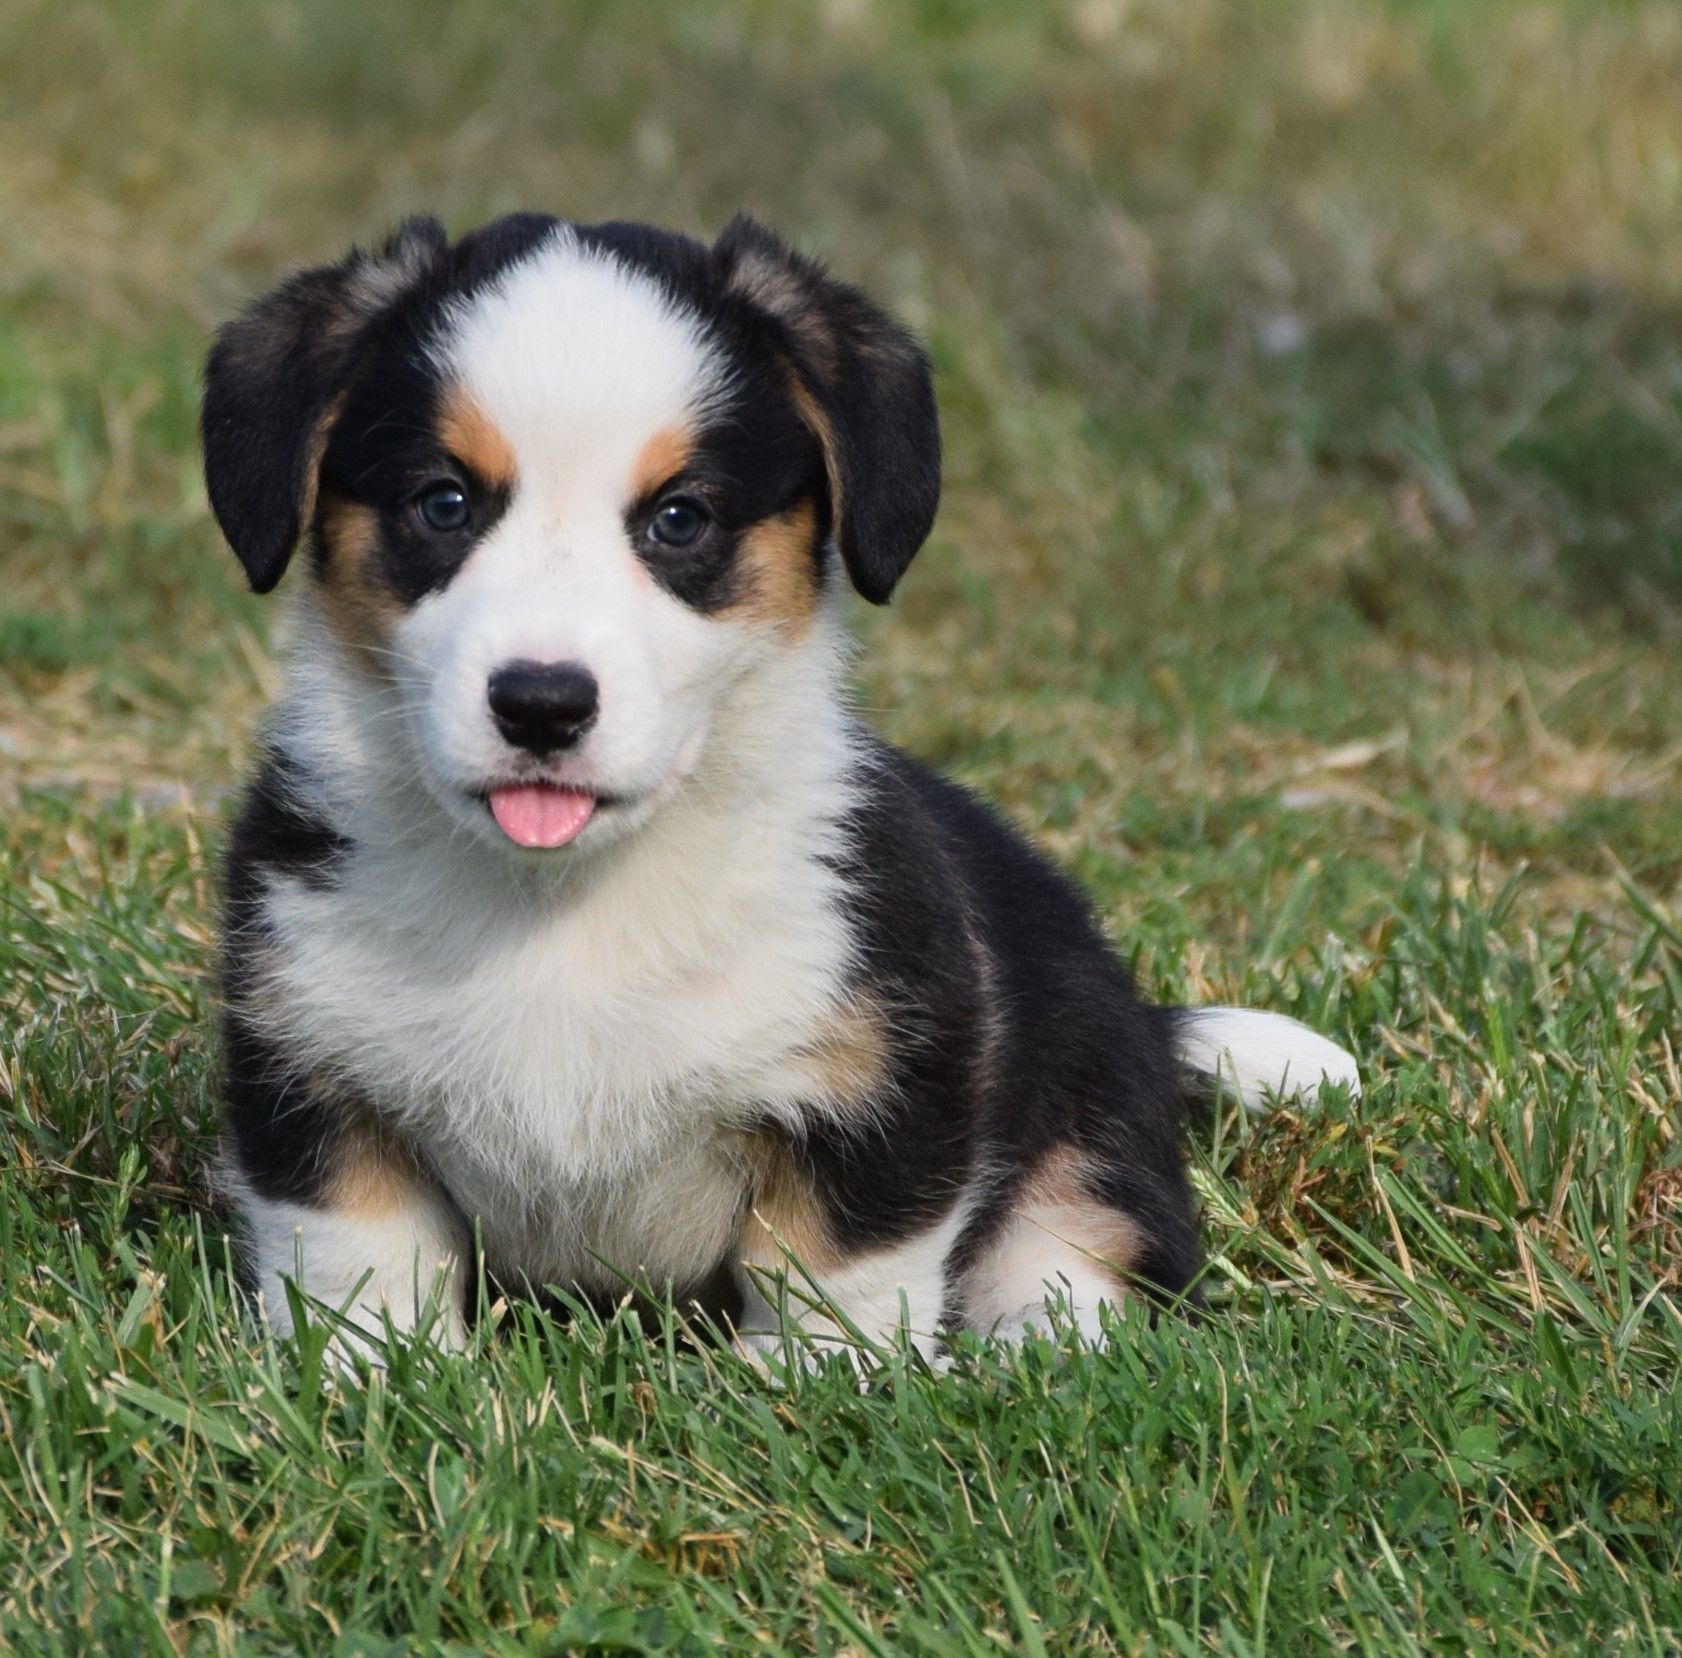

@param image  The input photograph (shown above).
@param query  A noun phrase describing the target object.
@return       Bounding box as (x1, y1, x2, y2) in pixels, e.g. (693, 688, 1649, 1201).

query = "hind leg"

(957, 1145, 1187, 1344)
(733, 1152, 966, 1365)
(972, 1246, 1122, 1345)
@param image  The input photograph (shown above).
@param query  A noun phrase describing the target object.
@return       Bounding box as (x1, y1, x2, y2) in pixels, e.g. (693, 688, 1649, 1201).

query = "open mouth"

(482, 783, 600, 849)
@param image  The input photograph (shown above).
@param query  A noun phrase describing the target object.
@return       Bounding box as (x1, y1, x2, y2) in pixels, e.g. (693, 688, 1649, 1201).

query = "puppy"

(203, 213, 1358, 1362)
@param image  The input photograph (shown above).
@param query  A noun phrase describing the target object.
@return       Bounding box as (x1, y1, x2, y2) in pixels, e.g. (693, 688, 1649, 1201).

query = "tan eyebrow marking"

(629, 424, 694, 501)
(437, 385, 516, 488)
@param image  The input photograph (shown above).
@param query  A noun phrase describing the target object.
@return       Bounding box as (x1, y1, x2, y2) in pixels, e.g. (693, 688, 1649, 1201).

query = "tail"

(1174, 1007, 1360, 1112)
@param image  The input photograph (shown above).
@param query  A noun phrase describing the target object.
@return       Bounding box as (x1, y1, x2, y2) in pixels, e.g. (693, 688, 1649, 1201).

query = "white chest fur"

(255, 629, 862, 1286)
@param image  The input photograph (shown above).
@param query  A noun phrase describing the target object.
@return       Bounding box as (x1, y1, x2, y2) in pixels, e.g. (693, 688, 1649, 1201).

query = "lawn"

(2, 0, 1680, 1650)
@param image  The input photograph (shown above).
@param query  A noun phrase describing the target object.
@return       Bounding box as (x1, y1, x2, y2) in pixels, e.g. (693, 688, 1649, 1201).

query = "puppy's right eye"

(414, 481, 471, 534)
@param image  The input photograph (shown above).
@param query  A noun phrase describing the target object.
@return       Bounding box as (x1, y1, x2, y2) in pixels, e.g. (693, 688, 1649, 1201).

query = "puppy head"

(202, 213, 940, 853)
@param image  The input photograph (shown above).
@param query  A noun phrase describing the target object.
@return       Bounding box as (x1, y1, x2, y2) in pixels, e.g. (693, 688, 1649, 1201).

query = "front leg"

(222, 1016, 467, 1360)
(221, 770, 470, 1361)
(233, 1144, 469, 1359)
(733, 1131, 963, 1366)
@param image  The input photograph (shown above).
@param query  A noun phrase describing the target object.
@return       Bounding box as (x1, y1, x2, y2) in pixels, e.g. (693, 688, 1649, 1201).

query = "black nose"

(487, 661, 600, 756)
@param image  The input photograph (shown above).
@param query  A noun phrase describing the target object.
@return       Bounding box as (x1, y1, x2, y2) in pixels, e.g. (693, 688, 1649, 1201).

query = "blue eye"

(415, 481, 471, 533)
(649, 498, 709, 548)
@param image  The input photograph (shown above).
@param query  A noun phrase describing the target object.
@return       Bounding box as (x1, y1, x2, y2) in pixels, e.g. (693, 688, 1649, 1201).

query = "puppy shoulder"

(843, 727, 1108, 950)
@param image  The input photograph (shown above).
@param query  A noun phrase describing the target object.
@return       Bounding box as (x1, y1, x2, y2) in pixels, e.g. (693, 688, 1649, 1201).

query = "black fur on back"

(795, 734, 1202, 1307)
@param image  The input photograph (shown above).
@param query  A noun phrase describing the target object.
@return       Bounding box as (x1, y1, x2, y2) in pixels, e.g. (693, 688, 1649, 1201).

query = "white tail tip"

(1177, 1007, 1361, 1112)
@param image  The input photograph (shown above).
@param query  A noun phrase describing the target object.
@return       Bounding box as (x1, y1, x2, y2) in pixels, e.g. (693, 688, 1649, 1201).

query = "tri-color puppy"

(203, 213, 1359, 1363)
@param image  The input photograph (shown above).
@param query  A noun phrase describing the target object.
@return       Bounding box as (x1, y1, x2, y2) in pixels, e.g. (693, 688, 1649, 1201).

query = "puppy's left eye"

(414, 481, 472, 534)
(648, 498, 710, 548)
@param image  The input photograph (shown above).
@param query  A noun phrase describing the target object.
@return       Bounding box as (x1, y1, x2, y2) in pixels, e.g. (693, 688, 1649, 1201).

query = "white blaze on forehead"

(430, 230, 725, 498)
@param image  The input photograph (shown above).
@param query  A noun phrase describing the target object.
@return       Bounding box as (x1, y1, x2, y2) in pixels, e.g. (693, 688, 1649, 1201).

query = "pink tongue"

(488, 785, 597, 849)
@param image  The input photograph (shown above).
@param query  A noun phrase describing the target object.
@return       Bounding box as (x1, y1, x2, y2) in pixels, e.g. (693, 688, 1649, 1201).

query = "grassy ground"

(3, 0, 1681, 1649)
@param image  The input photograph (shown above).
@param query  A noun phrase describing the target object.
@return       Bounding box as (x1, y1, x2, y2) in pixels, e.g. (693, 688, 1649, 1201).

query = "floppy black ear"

(201, 217, 447, 593)
(715, 215, 941, 604)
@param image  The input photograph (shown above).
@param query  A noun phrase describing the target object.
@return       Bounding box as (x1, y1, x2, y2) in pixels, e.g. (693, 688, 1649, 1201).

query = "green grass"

(3, 0, 1681, 1650)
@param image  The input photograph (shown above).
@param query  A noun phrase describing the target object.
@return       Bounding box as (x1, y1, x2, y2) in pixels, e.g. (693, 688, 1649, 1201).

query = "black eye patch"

(315, 352, 511, 605)
(625, 386, 825, 612)
(627, 479, 739, 611)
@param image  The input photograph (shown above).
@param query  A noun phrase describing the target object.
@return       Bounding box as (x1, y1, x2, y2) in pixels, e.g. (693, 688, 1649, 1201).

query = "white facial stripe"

(432, 229, 727, 506)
